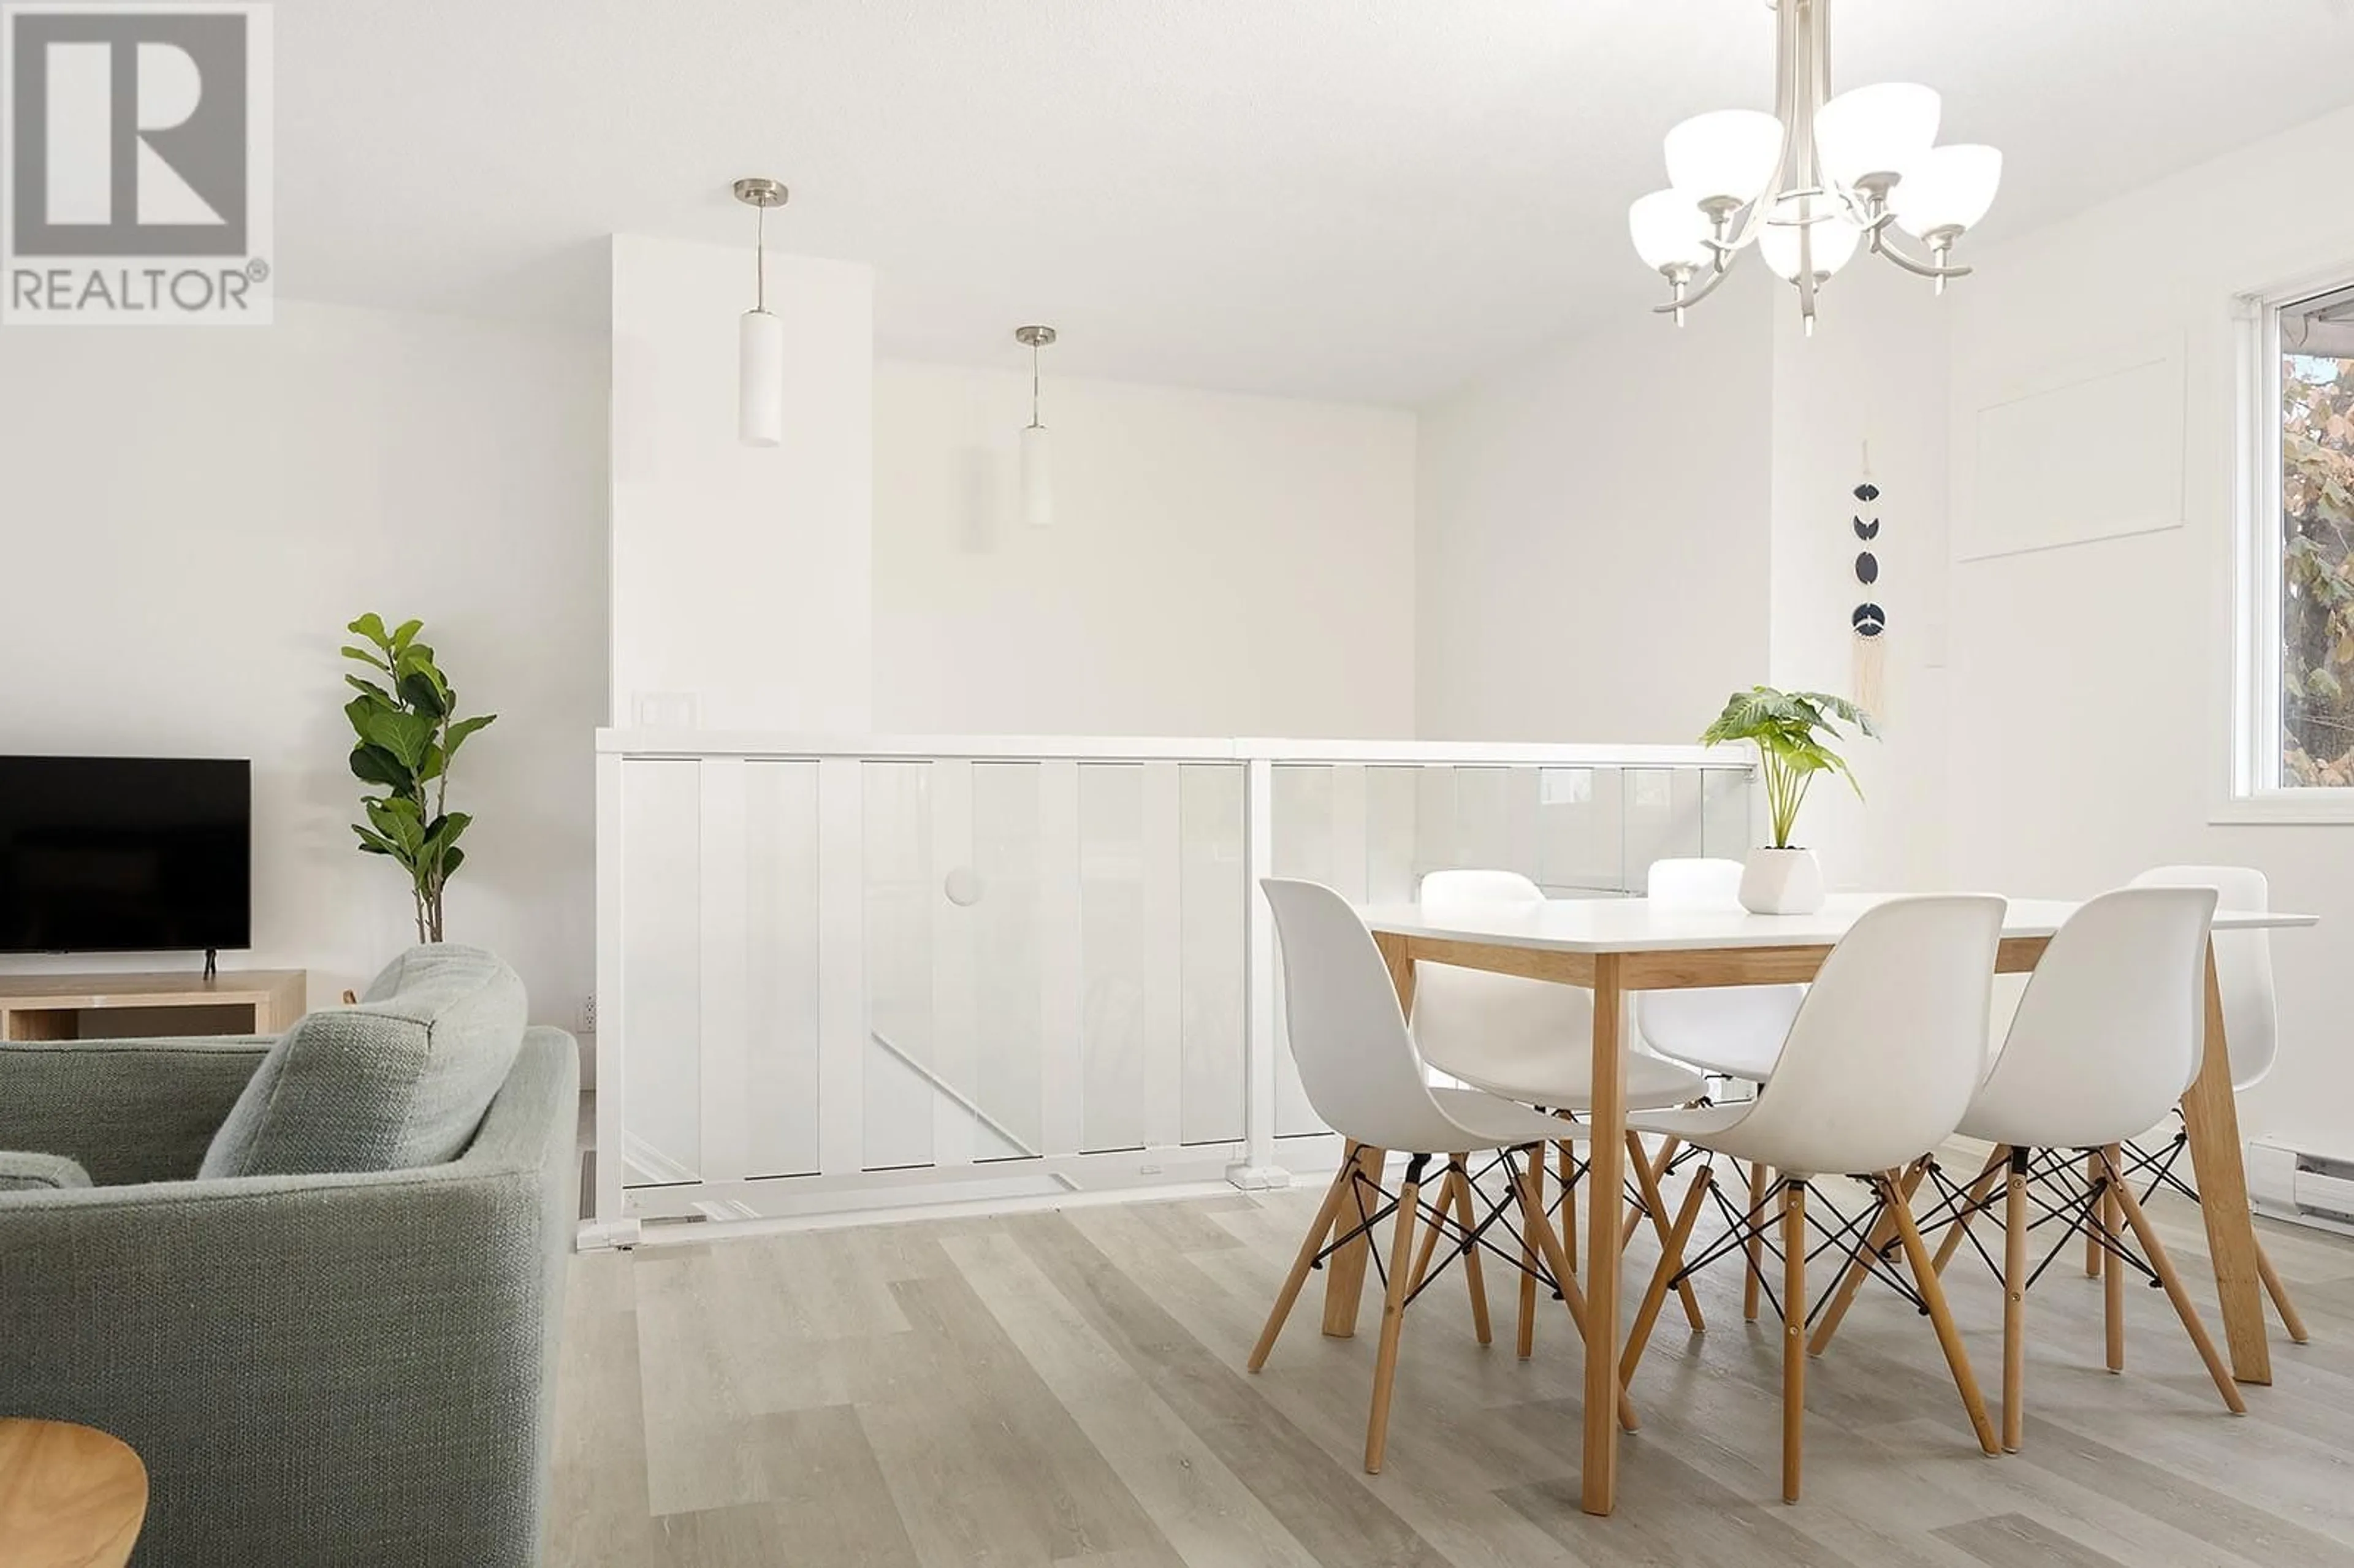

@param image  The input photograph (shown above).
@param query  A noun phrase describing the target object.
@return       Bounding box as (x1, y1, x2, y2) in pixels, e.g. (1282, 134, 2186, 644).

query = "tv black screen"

(0, 757, 251, 954)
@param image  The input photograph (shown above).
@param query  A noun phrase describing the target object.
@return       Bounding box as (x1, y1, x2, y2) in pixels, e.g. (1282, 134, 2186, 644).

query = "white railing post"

(1228, 753, 1289, 1190)
(581, 748, 640, 1250)
(815, 757, 867, 1178)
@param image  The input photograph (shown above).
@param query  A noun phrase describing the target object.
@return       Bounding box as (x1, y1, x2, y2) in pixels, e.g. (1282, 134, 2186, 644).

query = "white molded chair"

(2112, 866, 2304, 1339)
(1636, 858, 1807, 1083)
(1635, 858, 1811, 1319)
(1622, 896, 2008, 1502)
(1249, 878, 1633, 1473)
(1925, 886, 2245, 1449)
(1412, 869, 1708, 1340)
(1414, 869, 1708, 1113)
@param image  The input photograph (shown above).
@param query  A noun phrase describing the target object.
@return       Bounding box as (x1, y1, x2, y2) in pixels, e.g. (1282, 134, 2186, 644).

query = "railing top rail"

(596, 729, 1750, 770)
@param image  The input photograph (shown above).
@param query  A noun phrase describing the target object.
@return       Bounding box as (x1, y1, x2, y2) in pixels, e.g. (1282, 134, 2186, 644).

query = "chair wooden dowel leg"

(1406, 1171, 1450, 1296)
(1781, 1180, 1807, 1504)
(2101, 1144, 2126, 1374)
(1810, 1157, 1926, 1357)
(2257, 1238, 2310, 1345)
(1626, 1129, 1705, 1331)
(1518, 1145, 1542, 1360)
(1517, 1153, 1641, 1433)
(1451, 1157, 1493, 1346)
(1364, 1167, 1425, 1473)
(1745, 1160, 1769, 1322)
(1884, 1172, 2000, 1456)
(1621, 1165, 1713, 1388)
(2084, 1150, 2104, 1277)
(2003, 1148, 2028, 1453)
(1249, 1155, 1357, 1372)
(2100, 1149, 2247, 1415)
(1932, 1146, 2008, 1277)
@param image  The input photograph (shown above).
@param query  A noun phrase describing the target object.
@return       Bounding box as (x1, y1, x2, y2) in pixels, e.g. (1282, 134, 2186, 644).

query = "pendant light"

(1015, 324, 1056, 528)
(733, 177, 788, 447)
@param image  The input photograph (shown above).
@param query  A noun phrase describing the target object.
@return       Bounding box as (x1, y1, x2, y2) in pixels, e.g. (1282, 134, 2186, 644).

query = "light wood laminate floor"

(547, 1168, 2354, 1567)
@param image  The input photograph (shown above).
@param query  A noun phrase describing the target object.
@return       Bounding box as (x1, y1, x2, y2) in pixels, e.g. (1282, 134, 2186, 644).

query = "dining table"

(1322, 892, 2319, 1517)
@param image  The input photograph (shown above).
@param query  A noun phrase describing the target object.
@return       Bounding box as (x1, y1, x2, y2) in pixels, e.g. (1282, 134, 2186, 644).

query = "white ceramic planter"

(1739, 847, 1824, 915)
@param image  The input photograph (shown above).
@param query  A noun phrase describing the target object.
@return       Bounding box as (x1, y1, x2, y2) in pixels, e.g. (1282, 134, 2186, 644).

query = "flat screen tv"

(0, 756, 251, 954)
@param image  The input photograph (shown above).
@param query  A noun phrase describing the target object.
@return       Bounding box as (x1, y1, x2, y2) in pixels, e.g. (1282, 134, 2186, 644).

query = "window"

(2233, 278, 2354, 814)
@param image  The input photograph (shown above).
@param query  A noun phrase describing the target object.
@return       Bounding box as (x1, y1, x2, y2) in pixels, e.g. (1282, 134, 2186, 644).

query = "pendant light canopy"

(1016, 324, 1057, 529)
(733, 177, 788, 447)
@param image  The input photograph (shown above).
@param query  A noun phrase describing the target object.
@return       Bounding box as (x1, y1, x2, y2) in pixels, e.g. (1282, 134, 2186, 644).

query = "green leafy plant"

(1700, 686, 1878, 850)
(341, 614, 496, 943)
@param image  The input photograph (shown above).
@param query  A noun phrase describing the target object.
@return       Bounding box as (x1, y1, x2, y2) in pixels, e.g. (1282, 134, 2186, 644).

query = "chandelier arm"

(1869, 237, 1975, 281)
(1651, 253, 1745, 314)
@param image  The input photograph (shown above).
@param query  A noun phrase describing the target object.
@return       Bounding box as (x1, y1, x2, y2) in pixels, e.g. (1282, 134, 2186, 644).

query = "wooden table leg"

(1324, 933, 1418, 1338)
(1320, 1144, 1385, 1338)
(1580, 953, 1627, 1516)
(2179, 940, 2271, 1385)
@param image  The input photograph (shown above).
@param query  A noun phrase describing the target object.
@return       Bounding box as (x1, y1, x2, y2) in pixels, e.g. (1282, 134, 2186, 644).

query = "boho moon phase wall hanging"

(1851, 470, 1886, 716)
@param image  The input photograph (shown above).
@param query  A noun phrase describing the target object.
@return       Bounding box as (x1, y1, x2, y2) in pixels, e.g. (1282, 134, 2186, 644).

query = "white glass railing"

(590, 732, 1753, 1240)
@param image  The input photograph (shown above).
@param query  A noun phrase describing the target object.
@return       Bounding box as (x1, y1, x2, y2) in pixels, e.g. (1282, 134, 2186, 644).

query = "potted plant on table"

(1700, 685, 1876, 915)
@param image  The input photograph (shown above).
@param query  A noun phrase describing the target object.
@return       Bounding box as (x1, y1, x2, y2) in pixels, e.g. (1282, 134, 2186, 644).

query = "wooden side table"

(0, 1419, 147, 1568)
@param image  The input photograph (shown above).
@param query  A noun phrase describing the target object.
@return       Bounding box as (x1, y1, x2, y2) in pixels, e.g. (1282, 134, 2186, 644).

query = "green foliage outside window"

(2283, 352, 2354, 785)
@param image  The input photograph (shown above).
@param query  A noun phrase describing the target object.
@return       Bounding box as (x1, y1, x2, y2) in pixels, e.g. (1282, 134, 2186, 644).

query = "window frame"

(2223, 267, 2354, 824)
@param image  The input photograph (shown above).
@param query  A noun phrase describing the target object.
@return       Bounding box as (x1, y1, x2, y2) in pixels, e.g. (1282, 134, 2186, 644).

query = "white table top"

(1357, 892, 2319, 954)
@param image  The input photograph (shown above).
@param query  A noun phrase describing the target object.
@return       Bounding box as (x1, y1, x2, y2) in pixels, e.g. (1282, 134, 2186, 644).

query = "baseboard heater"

(2245, 1139, 2354, 1238)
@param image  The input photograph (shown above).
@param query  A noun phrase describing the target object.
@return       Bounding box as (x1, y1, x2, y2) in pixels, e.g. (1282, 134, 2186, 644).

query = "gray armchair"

(0, 948, 577, 1568)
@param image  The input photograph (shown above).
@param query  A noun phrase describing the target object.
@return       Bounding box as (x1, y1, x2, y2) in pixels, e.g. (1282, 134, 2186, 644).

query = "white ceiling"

(282, 0, 2354, 405)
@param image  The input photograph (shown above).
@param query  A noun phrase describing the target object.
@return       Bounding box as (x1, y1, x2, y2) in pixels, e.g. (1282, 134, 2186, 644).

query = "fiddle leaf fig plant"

(1700, 685, 1877, 850)
(341, 613, 497, 943)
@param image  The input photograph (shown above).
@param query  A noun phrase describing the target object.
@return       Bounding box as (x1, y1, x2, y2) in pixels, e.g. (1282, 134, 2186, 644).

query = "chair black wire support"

(1647, 1170, 1930, 1326)
(1302, 1149, 1556, 1309)
(1917, 1144, 2161, 1295)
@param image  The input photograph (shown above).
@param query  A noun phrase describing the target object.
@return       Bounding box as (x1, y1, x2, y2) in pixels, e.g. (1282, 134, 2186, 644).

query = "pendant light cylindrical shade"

(739, 309, 783, 447)
(731, 177, 789, 448)
(1021, 422, 1053, 530)
(1015, 324, 1059, 529)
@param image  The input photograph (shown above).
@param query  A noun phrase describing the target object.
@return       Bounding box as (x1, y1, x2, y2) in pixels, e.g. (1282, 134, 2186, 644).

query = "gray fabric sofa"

(0, 946, 578, 1568)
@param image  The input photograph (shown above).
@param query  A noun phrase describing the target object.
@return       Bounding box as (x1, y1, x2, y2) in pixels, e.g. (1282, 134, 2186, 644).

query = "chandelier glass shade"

(1628, 0, 2000, 332)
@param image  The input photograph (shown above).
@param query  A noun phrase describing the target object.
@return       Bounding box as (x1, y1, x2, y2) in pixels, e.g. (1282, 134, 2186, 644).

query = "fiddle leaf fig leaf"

(444, 714, 497, 754)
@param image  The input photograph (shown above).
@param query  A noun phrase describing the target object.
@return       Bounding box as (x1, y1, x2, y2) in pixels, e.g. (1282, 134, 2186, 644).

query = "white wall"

(1943, 102, 2354, 1155)
(609, 235, 874, 733)
(871, 360, 1417, 737)
(1767, 264, 1953, 890)
(1414, 272, 1775, 744)
(0, 300, 609, 1022)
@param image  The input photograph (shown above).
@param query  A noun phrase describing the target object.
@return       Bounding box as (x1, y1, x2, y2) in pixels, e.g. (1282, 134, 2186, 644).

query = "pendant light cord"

(754, 202, 768, 313)
(1029, 339, 1041, 429)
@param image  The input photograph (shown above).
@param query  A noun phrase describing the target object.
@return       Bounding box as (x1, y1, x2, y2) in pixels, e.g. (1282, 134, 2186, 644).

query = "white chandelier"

(1628, 0, 2001, 333)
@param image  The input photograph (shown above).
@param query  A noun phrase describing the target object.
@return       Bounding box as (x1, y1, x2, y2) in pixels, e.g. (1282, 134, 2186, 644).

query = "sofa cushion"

(0, 1149, 92, 1190)
(199, 944, 528, 1178)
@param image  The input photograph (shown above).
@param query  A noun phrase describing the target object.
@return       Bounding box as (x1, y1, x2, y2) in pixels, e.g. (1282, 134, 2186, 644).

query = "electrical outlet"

(577, 992, 596, 1035)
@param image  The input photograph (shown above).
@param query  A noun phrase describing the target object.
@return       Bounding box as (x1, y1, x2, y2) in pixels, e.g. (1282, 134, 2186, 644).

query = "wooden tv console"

(0, 970, 307, 1041)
